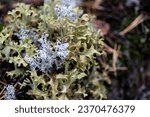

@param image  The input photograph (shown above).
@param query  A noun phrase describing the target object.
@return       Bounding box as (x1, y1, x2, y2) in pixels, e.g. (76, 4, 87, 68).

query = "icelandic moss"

(0, 0, 108, 100)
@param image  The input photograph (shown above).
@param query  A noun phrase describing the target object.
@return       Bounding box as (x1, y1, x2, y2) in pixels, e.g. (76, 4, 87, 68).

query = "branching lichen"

(54, 0, 83, 21)
(15, 28, 69, 73)
(4, 85, 16, 100)
(0, 0, 108, 100)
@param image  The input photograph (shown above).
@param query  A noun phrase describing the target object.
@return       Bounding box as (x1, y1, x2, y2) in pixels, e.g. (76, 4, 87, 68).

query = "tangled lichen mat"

(0, 0, 108, 100)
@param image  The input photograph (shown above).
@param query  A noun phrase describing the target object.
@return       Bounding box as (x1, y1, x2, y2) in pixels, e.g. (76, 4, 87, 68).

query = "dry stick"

(0, 87, 5, 95)
(119, 13, 147, 36)
(0, 95, 4, 100)
(104, 44, 127, 72)
(0, 87, 5, 100)
(104, 43, 114, 53)
(0, 81, 6, 100)
(112, 44, 119, 72)
(0, 81, 6, 85)
(104, 43, 118, 72)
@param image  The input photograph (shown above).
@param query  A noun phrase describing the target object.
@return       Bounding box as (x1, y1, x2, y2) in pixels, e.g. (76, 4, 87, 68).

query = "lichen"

(4, 85, 16, 100)
(0, 0, 108, 100)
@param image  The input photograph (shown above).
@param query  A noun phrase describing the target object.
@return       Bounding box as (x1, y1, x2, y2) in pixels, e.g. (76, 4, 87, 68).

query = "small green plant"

(0, 0, 108, 100)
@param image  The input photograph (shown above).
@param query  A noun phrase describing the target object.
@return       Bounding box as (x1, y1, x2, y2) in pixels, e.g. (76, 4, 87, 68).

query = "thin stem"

(120, 13, 148, 36)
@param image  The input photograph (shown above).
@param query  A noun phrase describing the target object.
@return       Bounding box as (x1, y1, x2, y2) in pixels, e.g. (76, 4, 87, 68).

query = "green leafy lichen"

(0, 1, 108, 100)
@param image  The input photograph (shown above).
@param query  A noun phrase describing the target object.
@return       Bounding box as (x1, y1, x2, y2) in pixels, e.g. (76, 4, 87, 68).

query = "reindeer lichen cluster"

(4, 85, 16, 100)
(0, 0, 107, 100)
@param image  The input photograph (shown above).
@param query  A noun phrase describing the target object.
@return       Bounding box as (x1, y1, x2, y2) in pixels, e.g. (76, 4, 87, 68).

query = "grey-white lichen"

(4, 85, 16, 100)
(14, 27, 38, 41)
(60, 0, 82, 8)
(26, 37, 69, 73)
(15, 28, 69, 73)
(54, 0, 83, 21)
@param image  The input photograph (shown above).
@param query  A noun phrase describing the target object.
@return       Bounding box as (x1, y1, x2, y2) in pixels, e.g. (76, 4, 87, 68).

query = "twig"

(112, 44, 120, 72)
(120, 13, 148, 36)
(0, 87, 5, 95)
(0, 81, 6, 85)
(104, 43, 120, 72)
(0, 95, 4, 100)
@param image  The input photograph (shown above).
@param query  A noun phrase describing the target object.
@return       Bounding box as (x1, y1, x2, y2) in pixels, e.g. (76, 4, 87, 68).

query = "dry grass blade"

(112, 44, 120, 72)
(120, 13, 148, 36)
(104, 43, 120, 72)
(0, 87, 5, 100)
